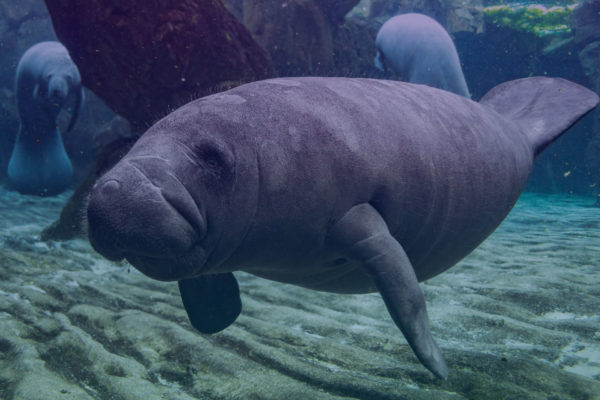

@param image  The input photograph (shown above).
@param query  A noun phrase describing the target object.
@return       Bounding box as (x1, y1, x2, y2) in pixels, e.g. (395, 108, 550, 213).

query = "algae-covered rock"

(484, 3, 577, 37)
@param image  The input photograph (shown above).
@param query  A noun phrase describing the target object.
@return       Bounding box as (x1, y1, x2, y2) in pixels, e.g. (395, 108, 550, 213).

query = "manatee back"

(16, 42, 72, 88)
(186, 78, 533, 281)
(480, 77, 599, 157)
(375, 13, 469, 97)
(16, 42, 76, 99)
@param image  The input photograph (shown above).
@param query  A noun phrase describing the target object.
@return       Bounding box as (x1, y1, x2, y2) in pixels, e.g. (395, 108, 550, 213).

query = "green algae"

(484, 3, 578, 36)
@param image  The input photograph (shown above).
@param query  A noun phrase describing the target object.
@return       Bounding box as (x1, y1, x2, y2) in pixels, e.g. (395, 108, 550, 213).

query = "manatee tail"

(480, 77, 599, 157)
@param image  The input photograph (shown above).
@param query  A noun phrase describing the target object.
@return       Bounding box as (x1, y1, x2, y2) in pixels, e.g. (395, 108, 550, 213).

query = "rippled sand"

(0, 189, 598, 399)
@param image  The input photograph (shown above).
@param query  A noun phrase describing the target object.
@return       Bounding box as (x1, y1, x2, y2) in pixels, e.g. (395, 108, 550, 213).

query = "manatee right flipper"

(66, 86, 85, 132)
(328, 203, 448, 379)
(178, 273, 242, 334)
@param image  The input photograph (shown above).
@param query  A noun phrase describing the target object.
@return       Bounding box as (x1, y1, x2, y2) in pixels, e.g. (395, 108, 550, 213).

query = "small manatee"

(375, 13, 470, 97)
(9, 41, 84, 196)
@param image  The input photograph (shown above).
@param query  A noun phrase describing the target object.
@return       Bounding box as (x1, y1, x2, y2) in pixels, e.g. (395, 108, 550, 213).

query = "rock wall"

(223, 0, 369, 77)
(44, 0, 274, 131)
(240, 0, 336, 76)
(225, 0, 441, 79)
(348, 0, 484, 33)
(228, 0, 483, 78)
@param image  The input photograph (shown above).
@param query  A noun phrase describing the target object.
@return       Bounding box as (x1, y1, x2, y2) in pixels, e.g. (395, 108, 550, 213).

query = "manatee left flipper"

(178, 273, 242, 334)
(32, 83, 41, 100)
(328, 203, 448, 379)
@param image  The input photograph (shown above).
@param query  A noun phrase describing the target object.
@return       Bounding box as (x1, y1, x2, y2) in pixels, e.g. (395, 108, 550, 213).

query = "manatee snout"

(48, 76, 68, 103)
(87, 157, 206, 279)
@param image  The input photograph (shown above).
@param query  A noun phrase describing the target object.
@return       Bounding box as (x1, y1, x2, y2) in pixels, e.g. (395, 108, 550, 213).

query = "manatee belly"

(242, 254, 378, 294)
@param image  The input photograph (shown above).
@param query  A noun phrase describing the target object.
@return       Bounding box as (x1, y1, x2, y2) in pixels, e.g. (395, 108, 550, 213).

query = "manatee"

(375, 13, 470, 97)
(9, 41, 84, 196)
(86, 77, 598, 378)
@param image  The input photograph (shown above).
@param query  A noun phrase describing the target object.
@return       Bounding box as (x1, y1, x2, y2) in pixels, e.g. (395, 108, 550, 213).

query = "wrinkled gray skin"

(375, 13, 470, 97)
(9, 41, 84, 196)
(87, 77, 598, 379)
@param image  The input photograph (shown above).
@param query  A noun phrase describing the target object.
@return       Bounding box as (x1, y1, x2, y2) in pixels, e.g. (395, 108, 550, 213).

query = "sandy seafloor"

(0, 187, 598, 400)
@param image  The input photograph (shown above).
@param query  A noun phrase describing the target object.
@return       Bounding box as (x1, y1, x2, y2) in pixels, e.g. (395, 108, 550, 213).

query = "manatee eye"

(206, 158, 219, 168)
(188, 140, 235, 192)
(195, 145, 225, 171)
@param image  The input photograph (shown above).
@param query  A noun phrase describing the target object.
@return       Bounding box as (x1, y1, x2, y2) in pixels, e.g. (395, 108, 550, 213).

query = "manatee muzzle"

(47, 75, 69, 105)
(87, 156, 206, 279)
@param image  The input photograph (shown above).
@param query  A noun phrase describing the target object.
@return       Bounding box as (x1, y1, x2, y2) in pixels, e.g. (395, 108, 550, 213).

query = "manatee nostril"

(100, 179, 121, 195)
(87, 178, 125, 259)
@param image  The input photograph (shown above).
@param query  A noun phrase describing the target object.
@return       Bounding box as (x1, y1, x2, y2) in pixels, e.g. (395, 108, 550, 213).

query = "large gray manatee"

(9, 41, 84, 196)
(375, 13, 470, 97)
(87, 77, 598, 379)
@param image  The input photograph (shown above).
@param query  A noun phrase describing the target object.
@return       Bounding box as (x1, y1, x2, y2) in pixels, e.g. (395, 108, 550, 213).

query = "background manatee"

(375, 13, 470, 97)
(9, 41, 84, 196)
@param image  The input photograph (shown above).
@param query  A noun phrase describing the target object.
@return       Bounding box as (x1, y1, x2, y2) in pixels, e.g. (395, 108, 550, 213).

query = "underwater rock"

(572, 0, 600, 47)
(239, 0, 337, 76)
(0, 189, 599, 398)
(367, 0, 446, 26)
(331, 19, 383, 78)
(0, 88, 18, 184)
(445, 0, 483, 34)
(43, 0, 273, 131)
(227, 0, 384, 77)
(321, 0, 363, 24)
(355, 0, 483, 34)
